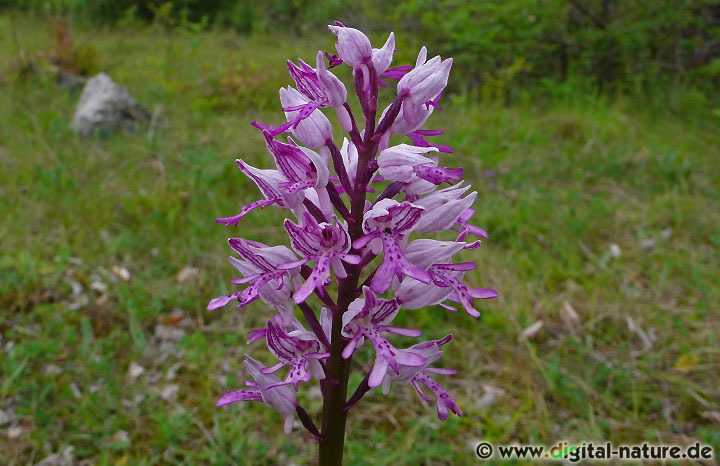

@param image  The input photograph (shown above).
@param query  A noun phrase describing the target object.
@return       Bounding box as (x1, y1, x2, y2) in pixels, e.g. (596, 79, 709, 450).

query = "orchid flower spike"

(209, 22, 497, 462)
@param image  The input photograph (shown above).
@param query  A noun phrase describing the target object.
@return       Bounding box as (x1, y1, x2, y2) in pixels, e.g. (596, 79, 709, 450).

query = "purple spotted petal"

(292, 255, 333, 304)
(414, 165, 463, 184)
(264, 318, 329, 390)
(216, 389, 263, 407)
(217, 357, 297, 434)
(371, 232, 431, 293)
(284, 213, 359, 303)
(341, 287, 426, 387)
(207, 293, 240, 311)
(411, 372, 460, 420)
(430, 263, 497, 317)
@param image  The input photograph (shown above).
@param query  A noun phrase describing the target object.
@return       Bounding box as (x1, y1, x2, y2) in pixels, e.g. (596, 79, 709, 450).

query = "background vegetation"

(2, 0, 719, 96)
(0, 1, 718, 465)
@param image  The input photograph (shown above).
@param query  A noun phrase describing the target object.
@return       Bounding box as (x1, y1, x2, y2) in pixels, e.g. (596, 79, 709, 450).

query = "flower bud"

(279, 86, 333, 148)
(287, 59, 325, 102)
(328, 24, 372, 67)
(398, 52, 452, 105)
(316, 51, 347, 107)
(392, 100, 434, 135)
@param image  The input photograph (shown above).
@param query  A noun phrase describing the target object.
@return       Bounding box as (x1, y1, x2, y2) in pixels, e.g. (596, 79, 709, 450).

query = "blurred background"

(1, 1, 718, 464)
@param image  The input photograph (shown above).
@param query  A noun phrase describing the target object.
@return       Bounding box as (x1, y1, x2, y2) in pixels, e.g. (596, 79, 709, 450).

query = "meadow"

(1, 16, 719, 465)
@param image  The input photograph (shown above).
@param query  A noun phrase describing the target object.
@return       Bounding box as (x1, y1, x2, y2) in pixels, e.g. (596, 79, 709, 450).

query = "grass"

(1, 14, 719, 465)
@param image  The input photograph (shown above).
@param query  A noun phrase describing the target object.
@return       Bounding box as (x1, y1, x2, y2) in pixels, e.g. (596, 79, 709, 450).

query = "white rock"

(127, 362, 145, 380)
(154, 324, 185, 342)
(560, 301, 580, 327)
(518, 320, 544, 341)
(70, 73, 149, 136)
(7, 425, 25, 439)
(111, 265, 131, 281)
(0, 409, 12, 426)
(34, 446, 75, 466)
(164, 363, 182, 381)
(108, 430, 131, 446)
(90, 279, 107, 293)
(177, 267, 200, 283)
(43, 364, 63, 376)
(475, 384, 506, 409)
(70, 382, 82, 399)
(160, 384, 179, 401)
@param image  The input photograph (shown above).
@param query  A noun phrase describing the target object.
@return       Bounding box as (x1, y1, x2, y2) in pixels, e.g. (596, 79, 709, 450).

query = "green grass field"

(1, 16, 719, 465)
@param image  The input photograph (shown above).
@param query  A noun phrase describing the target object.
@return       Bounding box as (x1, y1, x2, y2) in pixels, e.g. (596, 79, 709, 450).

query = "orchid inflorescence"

(209, 22, 497, 464)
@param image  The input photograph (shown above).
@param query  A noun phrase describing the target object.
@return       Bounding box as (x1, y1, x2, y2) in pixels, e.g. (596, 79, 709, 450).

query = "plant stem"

(318, 185, 367, 465)
(319, 59, 381, 466)
(317, 272, 357, 466)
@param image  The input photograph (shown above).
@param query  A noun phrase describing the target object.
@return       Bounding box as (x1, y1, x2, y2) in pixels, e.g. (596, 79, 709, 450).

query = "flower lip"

(281, 213, 361, 303)
(217, 356, 298, 434)
(341, 287, 426, 387)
